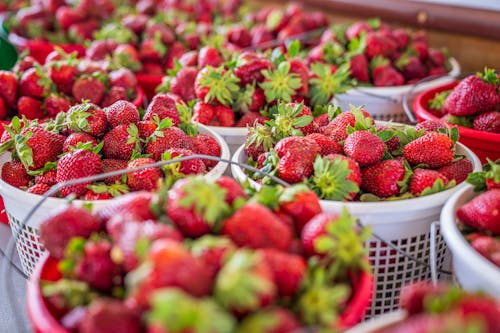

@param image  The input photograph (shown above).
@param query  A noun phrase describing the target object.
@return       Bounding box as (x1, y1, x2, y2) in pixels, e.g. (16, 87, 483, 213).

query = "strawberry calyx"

(279, 184, 311, 203)
(126, 123, 142, 159)
(485, 158, 500, 184)
(41, 278, 96, 310)
(245, 123, 275, 153)
(267, 102, 313, 139)
(322, 41, 346, 65)
(190, 235, 235, 258)
(234, 84, 257, 114)
(67, 102, 95, 133)
(214, 250, 275, 310)
(424, 285, 463, 314)
(148, 289, 236, 333)
(0, 116, 30, 154)
(466, 158, 500, 191)
(309, 155, 360, 201)
(87, 182, 130, 198)
(110, 50, 142, 72)
(427, 90, 451, 110)
(34, 63, 54, 96)
(27, 161, 57, 177)
(13, 130, 34, 170)
(476, 67, 499, 86)
(259, 61, 302, 103)
(447, 115, 474, 128)
(160, 150, 185, 185)
(146, 116, 173, 144)
(248, 183, 282, 210)
(346, 32, 366, 56)
(155, 75, 173, 94)
(176, 103, 199, 136)
(346, 104, 374, 134)
(198, 66, 240, 105)
(309, 62, 352, 106)
(252, 150, 279, 183)
(369, 55, 390, 72)
(419, 178, 456, 197)
(94, 23, 137, 44)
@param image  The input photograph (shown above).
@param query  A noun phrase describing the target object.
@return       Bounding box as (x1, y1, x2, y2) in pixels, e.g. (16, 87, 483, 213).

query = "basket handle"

(430, 221, 440, 285)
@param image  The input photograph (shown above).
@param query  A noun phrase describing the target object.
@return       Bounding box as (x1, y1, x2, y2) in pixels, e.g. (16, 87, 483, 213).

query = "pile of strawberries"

(457, 159, 500, 267)
(376, 282, 499, 332)
(37, 176, 371, 332)
(244, 102, 473, 201)
(427, 68, 500, 133)
(0, 96, 221, 200)
(0, 48, 140, 121)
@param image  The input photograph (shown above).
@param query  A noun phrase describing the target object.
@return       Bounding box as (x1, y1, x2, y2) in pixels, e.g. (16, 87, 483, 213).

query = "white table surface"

(0, 223, 32, 332)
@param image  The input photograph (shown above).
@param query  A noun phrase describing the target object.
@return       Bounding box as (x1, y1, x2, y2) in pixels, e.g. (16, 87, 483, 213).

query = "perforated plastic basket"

(231, 141, 481, 318)
(344, 310, 406, 333)
(0, 124, 230, 276)
(335, 58, 460, 123)
(440, 186, 500, 298)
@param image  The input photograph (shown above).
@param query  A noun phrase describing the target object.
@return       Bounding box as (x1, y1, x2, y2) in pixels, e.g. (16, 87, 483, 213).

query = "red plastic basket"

(136, 74, 162, 101)
(413, 81, 500, 162)
(27, 255, 373, 332)
(132, 87, 145, 109)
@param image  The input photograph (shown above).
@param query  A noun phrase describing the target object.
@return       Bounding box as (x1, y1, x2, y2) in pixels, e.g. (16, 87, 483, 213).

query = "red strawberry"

(0, 71, 18, 107)
(47, 61, 77, 95)
(321, 111, 356, 141)
(75, 238, 122, 291)
(276, 137, 321, 184)
(396, 55, 427, 81)
(20, 66, 52, 99)
(13, 55, 36, 73)
(1, 160, 32, 188)
(144, 23, 175, 45)
(409, 168, 449, 197)
(373, 64, 405, 87)
(473, 111, 500, 133)
(238, 307, 301, 333)
(0, 99, 6, 120)
(145, 126, 193, 161)
(392, 28, 410, 49)
(213, 105, 235, 127)
(18, 126, 65, 170)
(101, 159, 128, 185)
(215, 176, 247, 205)
(235, 112, 268, 127)
(445, 69, 500, 117)
(27, 183, 50, 195)
(143, 93, 182, 125)
(72, 76, 106, 105)
(190, 235, 237, 278)
(198, 46, 223, 68)
(56, 149, 103, 197)
(415, 119, 448, 132)
(39, 205, 102, 259)
(376, 125, 400, 152)
(104, 100, 140, 128)
(170, 67, 198, 102)
(195, 66, 240, 106)
(222, 203, 292, 251)
(289, 59, 309, 96)
(103, 124, 140, 160)
(278, 186, 322, 233)
(399, 282, 447, 315)
(250, 25, 274, 47)
(83, 190, 113, 201)
(17, 96, 44, 120)
(260, 249, 306, 297)
(165, 148, 206, 175)
(361, 159, 407, 198)
(78, 299, 142, 333)
(68, 19, 100, 42)
(166, 177, 230, 237)
(126, 157, 162, 191)
(35, 170, 57, 186)
(227, 25, 252, 48)
(344, 130, 385, 166)
(44, 94, 70, 117)
(192, 133, 221, 168)
(178, 51, 199, 67)
(137, 120, 157, 140)
(349, 53, 370, 83)
(214, 249, 276, 314)
(457, 189, 500, 235)
(437, 159, 473, 184)
(67, 103, 108, 137)
(63, 133, 98, 152)
(98, 192, 156, 223)
(192, 101, 216, 125)
(165, 42, 187, 70)
(244, 123, 274, 160)
(109, 68, 137, 93)
(85, 40, 118, 61)
(412, 41, 429, 61)
(469, 235, 500, 267)
(234, 52, 274, 85)
(138, 38, 166, 63)
(365, 32, 398, 58)
(346, 21, 373, 40)
(121, 13, 149, 34)
(403, 132, 454, 168)
(485, 159, 500, 190)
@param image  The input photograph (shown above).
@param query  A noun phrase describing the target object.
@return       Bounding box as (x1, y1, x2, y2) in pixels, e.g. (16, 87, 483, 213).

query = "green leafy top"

(198, 66, 240, 105)
(309, 62, 352, 106)
(419, 177, 456, 197)
(477, 67, 499, 86)
(176, 103, 199, 136)
(235, 309, 280, 333)
(147, 288, 236, 333)
(245, 122, 275, 152)
(427, 90, 451, 110)
(260, 61, 302, 103)
(87, 182, 130, 197)
(94, 23, 137, 44)
(190, 235, 235, 258)
(42, 279, 96, 310)
(267, 102, 313, 140)
(67, 102, 95, 133)
(466, 158, 500, 191)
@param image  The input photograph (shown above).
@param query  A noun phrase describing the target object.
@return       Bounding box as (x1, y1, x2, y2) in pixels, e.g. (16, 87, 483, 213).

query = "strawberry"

(260, 249, 306, 297)
(222, 203, 292, 251)
(215, 176, 247, 205)
(44, 94, 71, 117)
(16, 126, 65, 171)
(72, 76, 106, 105)
(412, 41, 429, 61)
(126, 157, 162, 192)
(166, 177, 230, 237)
(260, 61, 303, 103)
(392, 28, 410, 49)
(147, 289, 235, 333)
(19, 66, 52, 99)
(144, 23, 175, 45)
(445, 69, 500, 117)
(454, 294, 500, 333)
(344, 130, 385, 166)
(143, 93, 182, 125)
(17, 96, 45, 120)
(346, 21, 373, 40)
(102, 124, 140, 160)
(403, 132, 454, 168)
(0, 99, 6, 120)
(99, 192, 156, 223)
(198, 46, 224, 68)
(75, 238, 122, 291)
(237, 307, 301, 333)
(169, 67, 198, 102)
(321, 111, 356, 141)
(139, 38, 166, 63)
(83, 190, 113, 200)
(47, 60, 77, 95)
(349, 53, 370, 83)
(137, 120, 157, 140)
(409, 168, 450, 197)
(365, 31, 398, 58)
(100, 159, 128, 185)
(178, 51, 199, 67)
(469, 235, 500, 267)
(145, 126, 193, 161)
(213, 105, 235, 127)
(372, 63, 405, 87)
(0, 71, 18, 107)
(35, 170, 57, 186)
(276, 137, 321, 184)
(192, 101, 216, 125)
(164, 148, 206, 175)
(376, 125, 400, 153)
(234, 52, 274, 85)
(457, 189, 500, 235)
(165, 42, 187, 70)
(195, 66, 240, 106)
(190, 235, 237, 278)
(473, 111, 500, 133)
(289, 58, 309, 96)
(63, 133, 98, 152)
(214, 249, 276, 314)
(39, 205, 102, 259)
(122, 13, 148, 34)
(235, 112, 268, 127)
(13, 55, 36, 73)
(309, 154, 361, 201)
(86, 40, 118, 61)
(399, 282, 447, 315)
(244, 123, 274, 160)
(361, 159, 409, 198)
(278, 185, 322, 233)
(56, 149, 103, 197)
(234, 84, 265, 114)
(227, 25, 252, 48)
(67, 103, 108, 137)
(104, 100, 139, 128)
(1, 160, 32, 188)
(192, 133, 221, 168)
(485, 159, 500, 190)
(395, 55, 427, 81)
(79, 299, 142, 333)
(437, 158, 473, 184)
(109, 68, 137, 94)
(27, 183, 51, 195)
(415, 119, 448, 132)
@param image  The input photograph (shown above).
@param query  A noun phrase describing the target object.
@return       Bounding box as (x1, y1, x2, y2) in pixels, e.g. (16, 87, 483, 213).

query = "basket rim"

(413, 81, 500, 143)
(440, 185, 500, 281)
(344, 310, 407, 333)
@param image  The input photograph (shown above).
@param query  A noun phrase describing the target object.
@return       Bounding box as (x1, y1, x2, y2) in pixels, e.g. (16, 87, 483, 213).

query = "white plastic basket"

(344, 310, 406, 333)
(440, 186, 500, 298)
(231, 141, 481, 318)
(0, 124, 230, 276)
(207, 125, 247, 156)
(335, 58, 460, 123)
